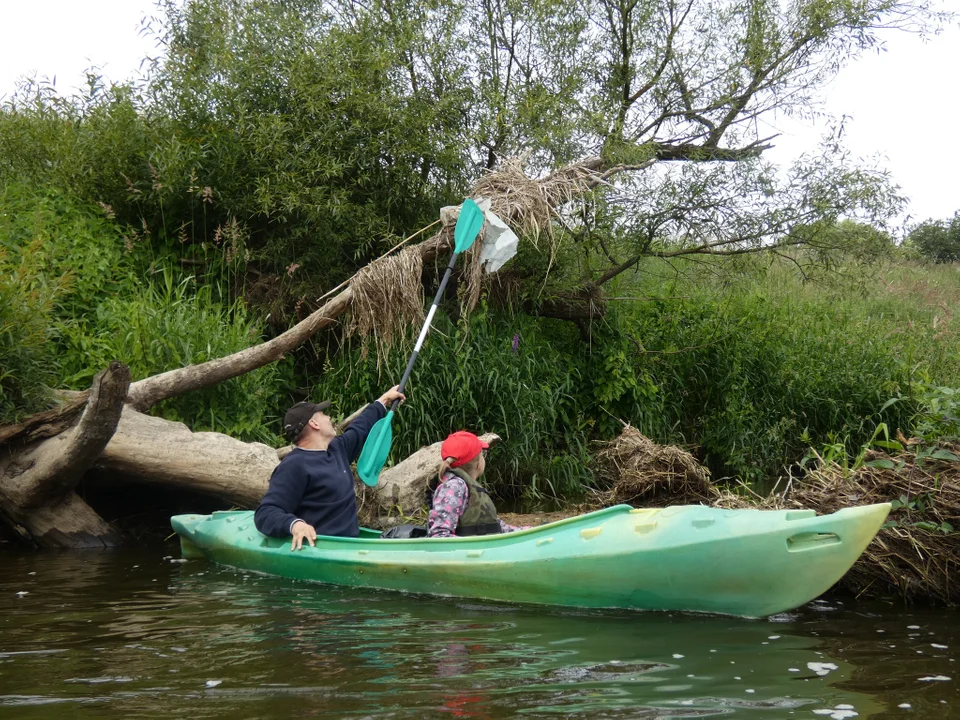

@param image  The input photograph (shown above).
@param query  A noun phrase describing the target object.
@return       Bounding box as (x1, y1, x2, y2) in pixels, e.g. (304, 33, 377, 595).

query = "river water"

(0, 546, 955, 719)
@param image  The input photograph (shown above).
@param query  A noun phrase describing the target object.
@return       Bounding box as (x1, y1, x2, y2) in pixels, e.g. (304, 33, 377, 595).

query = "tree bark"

(0, 363, 130, 547)
(0, 391, 89, 445)
(95, 407, 279, 508)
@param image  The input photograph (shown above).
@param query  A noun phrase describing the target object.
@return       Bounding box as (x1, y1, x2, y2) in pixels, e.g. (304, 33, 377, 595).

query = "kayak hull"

(170, 502, 889, 617)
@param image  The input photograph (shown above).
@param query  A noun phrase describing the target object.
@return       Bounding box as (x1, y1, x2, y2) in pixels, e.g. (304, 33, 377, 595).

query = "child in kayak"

(426, 431, 527, 538)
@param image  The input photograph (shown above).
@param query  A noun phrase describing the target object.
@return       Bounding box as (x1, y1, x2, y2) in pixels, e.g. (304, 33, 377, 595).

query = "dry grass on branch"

(473, 156, 555, 241)
(345, 247, 424, 362)
(346, 155, 609, 352)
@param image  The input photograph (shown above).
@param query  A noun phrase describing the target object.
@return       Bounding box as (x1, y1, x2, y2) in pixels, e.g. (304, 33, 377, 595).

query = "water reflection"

(0, 548, 955, 719)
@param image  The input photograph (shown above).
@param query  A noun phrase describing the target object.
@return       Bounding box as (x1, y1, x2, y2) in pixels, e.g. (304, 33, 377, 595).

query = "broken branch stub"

(0, 363, 130, 548)
(0, 362, 130, 509)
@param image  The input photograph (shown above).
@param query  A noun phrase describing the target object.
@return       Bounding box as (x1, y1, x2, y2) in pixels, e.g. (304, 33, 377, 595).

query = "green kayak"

(170, 502, 889, 617)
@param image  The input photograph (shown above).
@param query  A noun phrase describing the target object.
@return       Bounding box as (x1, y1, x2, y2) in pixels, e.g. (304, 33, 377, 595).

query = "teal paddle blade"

(357, 410, 394, 486)
(454, 198, 485, 253)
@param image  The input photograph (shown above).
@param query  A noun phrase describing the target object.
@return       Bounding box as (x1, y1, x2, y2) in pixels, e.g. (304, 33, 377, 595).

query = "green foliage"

(0, 184, 138, 319)
(0, 183, 135, 423)
(0, 183, 288, 440)
(907, 213, 960, 264)
(881, 384, 960, 444)
(56, 271, 293, 443)
(884, 490, 955, 534)
(136, 0, 470, 285)
(313, 310, 593, 503)
(0, 240, 66, 422)
(596, 255, 960, 483)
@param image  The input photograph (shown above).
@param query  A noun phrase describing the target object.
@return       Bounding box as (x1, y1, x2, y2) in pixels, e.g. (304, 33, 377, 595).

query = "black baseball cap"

(283, 400, 332, 441)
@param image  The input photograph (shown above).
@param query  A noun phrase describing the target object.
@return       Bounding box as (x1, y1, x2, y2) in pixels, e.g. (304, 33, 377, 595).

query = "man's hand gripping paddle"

(357, 199, 485, 486)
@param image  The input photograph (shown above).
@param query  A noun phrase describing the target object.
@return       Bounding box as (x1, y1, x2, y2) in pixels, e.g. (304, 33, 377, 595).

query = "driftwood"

(0, 363, 129, 547)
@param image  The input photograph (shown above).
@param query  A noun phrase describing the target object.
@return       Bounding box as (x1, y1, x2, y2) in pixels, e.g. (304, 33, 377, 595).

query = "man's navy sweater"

(254, 401, 387, 538)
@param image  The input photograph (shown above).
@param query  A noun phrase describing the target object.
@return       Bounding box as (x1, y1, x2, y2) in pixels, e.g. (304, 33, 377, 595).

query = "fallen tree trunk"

(94, 407, 280, 508)
(94, 405, 494, 531)
(124, 229, 453, 413)
(120, 155, 645, 414)
(0, 363, 129, 547)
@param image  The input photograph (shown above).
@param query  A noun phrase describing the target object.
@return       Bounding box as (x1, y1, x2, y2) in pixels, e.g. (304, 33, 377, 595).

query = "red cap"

(440, 431, 489, 468)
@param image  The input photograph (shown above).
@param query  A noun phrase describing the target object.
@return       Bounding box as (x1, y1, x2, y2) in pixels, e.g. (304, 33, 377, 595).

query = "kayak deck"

(171, 502, 889, 617)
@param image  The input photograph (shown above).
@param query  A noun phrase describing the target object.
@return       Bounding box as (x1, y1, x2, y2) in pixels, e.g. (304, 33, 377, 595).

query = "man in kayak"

(426, 431, 527, 537)
(255, 386, 406, 549)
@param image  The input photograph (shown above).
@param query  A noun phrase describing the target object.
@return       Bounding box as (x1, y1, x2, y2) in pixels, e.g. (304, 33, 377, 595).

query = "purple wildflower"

(511, 333, 520, 354)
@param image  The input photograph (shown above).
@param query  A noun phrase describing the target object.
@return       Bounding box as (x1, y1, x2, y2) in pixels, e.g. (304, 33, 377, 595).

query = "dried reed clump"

(593, 425, 717, 507)
(779, 447, 960, 604)
(473, 156, 556, 242)
(345, 155, 608, 352)
(463, 155, 601, 313)
(457, 228, 487, 314)
(345, 247, 424, 361)
(472, 155, 600, 243)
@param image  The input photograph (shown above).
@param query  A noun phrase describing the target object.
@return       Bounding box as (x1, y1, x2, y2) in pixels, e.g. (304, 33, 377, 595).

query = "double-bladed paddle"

(357, 199, 485, 486)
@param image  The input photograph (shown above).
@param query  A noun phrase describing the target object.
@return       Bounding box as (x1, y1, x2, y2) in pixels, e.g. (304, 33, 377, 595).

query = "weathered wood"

(0, 363, 130, 509)
(0, 391, 89, 446)
(0, 364, 129, 548)
(95, 407, 279, 508)
(5, 493, 121, 548)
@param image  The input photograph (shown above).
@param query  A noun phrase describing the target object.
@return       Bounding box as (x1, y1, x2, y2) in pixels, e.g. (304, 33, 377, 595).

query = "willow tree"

(196, 0, 931, 320)
(458, 0, 931, 302)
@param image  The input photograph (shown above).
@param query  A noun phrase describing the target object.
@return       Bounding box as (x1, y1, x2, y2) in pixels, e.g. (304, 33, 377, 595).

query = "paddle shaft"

(391, 251, 460, 410)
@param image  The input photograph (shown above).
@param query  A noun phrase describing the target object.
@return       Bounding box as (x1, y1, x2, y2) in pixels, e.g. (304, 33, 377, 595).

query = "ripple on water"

(0, 549, 957, 719)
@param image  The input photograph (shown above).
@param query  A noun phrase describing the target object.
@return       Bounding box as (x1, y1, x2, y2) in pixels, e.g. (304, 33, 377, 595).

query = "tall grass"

(0, 183, 292, 439)
(0, 240, 67, 422)
(312, 311, 594, 503)
(56, 270, 293, 443)
(601, 256, 960, 483)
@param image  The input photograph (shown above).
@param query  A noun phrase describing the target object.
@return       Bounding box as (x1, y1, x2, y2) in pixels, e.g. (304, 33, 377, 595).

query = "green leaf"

(879, 397, 900, 413)
(931, 450, 959, 462)
(865, 459, 895, 469)
(872, 440, 903, 451)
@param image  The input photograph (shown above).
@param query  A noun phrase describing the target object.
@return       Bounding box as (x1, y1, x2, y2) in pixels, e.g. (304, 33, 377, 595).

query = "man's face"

(310, 411, 336, 438)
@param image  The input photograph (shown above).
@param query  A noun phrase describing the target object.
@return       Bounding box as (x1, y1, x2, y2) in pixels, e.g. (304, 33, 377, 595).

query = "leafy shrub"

(0, 240, 67, 422)
(56, 270, 293, 443)
(0, 183, 138, 320)
(908, 214, 960, 264)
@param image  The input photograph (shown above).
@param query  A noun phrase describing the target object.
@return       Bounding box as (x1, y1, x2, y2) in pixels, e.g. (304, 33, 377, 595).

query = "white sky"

(1, 0, 958, 225)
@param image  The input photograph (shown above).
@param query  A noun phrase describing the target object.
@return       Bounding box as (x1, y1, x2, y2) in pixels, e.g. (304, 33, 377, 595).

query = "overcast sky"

(1, 0, 957, 227)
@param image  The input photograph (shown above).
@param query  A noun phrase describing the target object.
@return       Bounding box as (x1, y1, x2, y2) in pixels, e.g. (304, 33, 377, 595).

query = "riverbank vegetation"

(1, 0, 958, 590)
